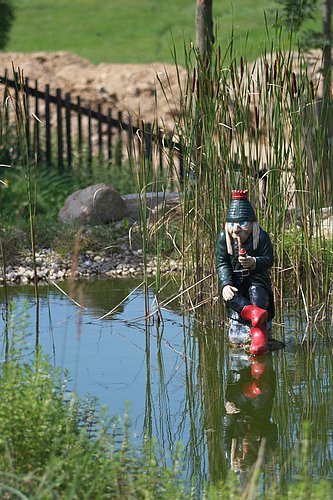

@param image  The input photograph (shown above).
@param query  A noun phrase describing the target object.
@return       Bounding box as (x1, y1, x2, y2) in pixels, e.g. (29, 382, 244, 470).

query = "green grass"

(0, 160, 139, 220)
(6, 0, 321, 65)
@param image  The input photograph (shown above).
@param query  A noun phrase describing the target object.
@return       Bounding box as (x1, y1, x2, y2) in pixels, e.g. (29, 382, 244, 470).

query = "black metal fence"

(0, 72, 183, 177)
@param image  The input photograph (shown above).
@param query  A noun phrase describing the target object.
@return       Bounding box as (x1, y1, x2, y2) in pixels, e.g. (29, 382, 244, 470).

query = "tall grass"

(147, 32, 333, 325)
(1, 68, 41, 344)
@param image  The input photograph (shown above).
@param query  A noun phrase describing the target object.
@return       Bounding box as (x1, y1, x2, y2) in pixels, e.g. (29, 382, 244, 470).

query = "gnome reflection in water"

(223, 352, 277, 486)
(216, 190, 275, 354)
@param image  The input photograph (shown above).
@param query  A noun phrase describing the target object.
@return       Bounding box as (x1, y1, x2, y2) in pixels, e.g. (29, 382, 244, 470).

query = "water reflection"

(60, 279, 135, 317)
(223, 351, 277, 487)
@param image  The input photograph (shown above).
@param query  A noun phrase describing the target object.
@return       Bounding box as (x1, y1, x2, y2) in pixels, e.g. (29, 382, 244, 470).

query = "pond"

(1, 278, 333, 494)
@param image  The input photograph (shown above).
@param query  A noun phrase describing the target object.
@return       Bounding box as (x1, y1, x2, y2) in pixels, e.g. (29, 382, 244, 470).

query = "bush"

(0, 316, 187, 498)
(0, 0, 15, 50)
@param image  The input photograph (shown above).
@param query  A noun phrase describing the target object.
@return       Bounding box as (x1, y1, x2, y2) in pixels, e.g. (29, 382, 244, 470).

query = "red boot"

(240, 304, 268, 327)
(242, 381, 263, 398)
(249, 326, 269, 356)
(250, 358, 267, 379)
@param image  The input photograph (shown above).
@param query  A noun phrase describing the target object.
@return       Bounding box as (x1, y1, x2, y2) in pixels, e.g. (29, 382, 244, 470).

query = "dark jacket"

(216, 228, 275, 319)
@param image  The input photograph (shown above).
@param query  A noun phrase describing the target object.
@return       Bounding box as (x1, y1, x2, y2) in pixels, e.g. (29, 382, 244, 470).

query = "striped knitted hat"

(226, 190, 257, 222)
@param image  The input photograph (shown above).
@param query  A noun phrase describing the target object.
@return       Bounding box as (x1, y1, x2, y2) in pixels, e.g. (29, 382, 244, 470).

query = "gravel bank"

(0, 244, 181, 285)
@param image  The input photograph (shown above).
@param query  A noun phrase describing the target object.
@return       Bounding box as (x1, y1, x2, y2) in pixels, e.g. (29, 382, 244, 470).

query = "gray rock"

(58, 183, 127, 225)
(122, 192, 180, 220)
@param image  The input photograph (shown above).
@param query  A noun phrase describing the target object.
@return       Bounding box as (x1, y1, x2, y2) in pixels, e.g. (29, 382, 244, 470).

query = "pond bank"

(0, 243, 181, 285)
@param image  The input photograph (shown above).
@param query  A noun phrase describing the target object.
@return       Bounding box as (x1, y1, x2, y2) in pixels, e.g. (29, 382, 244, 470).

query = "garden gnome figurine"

(216, 190, 275, 355)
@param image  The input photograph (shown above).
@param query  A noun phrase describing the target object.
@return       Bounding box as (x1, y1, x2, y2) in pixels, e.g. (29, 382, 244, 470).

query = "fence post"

(115, 111, 122, 166)
(158, 129, 163, 175)
(77, 96, 82, 158)
(137, 120, 142, 159)
(65, 92, 72, 168)
(3, 70, 8, 120)
(14, 71, 20, 122)
(34, 79, 40, 160)
(127, 112, 133, 158)
(45, 84, 52, 166)
(177, 142, 184, 182)
(3, 71, 10, 158)
(97, 103, 103, 159)
(144, 122, 152, 163)
(24, 77, 31, 158)
(56, 88, 63, 170)
(107, 108, 112, 161)
(87, 104, 92, 167)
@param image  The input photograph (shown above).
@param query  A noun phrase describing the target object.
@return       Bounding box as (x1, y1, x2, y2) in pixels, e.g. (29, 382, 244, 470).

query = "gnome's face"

(227, 220, 253, 244)
(226, 190, 256, 246)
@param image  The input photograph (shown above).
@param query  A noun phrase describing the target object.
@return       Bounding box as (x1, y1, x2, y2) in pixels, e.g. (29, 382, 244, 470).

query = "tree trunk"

(322, 0, 331, 95)
(196, 0, 214, 61)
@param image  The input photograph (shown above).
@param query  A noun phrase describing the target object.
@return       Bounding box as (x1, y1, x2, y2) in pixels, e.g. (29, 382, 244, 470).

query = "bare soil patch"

(0, 51, 187, 129)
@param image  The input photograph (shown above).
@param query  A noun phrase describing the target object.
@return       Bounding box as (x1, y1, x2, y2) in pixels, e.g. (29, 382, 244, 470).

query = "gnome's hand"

(222, 285, 238, 301)
(238, 255, 256, 269)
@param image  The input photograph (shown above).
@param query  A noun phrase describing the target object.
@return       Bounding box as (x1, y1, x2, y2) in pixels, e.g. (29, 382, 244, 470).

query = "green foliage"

(0, 219, 136, 263)
(281, 480, 333, 499)
(0, 225, 26, 264)
(0, 315, 187, 498)
(300, 28, 324, 49)
(0, 0, 15, 50)
(208, 478, 333, 499)
(275, 0, 319, 31)
(274, 0, 324, 50)
(0, 160, 138, 222)
(50, 222, 135, 256)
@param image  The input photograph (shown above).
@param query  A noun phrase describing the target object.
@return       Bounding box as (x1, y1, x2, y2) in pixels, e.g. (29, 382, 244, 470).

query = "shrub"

(0, 0, 15, 50)
(0, 316, 187, 498)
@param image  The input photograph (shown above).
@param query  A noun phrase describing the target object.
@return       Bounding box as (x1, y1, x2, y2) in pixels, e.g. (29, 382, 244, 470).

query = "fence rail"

(0, 72, 183, 178)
